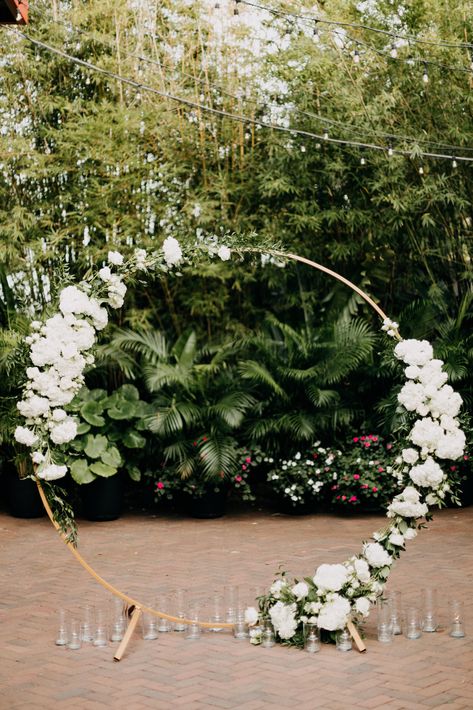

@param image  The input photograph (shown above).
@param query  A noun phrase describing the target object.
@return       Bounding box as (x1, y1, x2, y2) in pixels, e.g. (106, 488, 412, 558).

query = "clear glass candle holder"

(449, 599, 466, 638)
(336, 628, 352, 652)
(261, 621, 275, 648)
(68, 619, 82, 650)
(93, 606, 108, 647)
(225, 586, 239, 625)
(233, 607, 249, 639)
(303, 622, 320, 654)
(377, 598, 394, 643)
(142, 611, 159, 640)
(404, 607, 422, 640)
(421, 588, 438, 632)
(388, 591, 402, 635)
(209, 593, 225, 632)
(173, 590, 187, 632)
(55, 608, 68, 646)
(185, 602, 201, 640)
(81, 604, 95, 643)
(157, 595, 173, 632)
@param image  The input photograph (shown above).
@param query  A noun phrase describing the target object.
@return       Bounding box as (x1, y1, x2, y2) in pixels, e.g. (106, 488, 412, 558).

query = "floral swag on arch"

(14, 237, 466, 647)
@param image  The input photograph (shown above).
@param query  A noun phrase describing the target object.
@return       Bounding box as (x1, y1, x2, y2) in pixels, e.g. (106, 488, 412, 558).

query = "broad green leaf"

(101, 446, 122, 467)
(70, 459, 95, 484)
(127, 465, 141, 482)
(84, 434, 108, 459)
(80, 401, 106, 427)
(89, 461, 118, 477)
(76, 422, 91, 436)
(123, 430, 146, 448)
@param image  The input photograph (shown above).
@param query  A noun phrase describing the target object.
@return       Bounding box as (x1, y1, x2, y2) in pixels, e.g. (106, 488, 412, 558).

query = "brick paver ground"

(1, 503, 472, 709)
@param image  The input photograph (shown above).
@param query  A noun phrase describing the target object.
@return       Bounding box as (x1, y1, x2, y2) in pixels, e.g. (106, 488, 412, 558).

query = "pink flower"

(336, 495, 341, 500)
(360, 436, 366, 441)
(331, 485, 338, 490)
(353, 437, 359, 442)
(156, 482, 164, 490)
(245, 457, 251, 463)
(450, 465, 457, 471)
(235, 475, 243, 482)
(241, 464, 247, 471)
(372, 486, 378, 492)
(364, 442, 371, 448)
(341, 495, 347, 501)
(362, 484, 369, 489)
(353, 474, 360, 480)
(349, 495, 357, 502)
(378, 466, 384, 473)
(372, 436, 378, 442)
(386, 443, 392, 450)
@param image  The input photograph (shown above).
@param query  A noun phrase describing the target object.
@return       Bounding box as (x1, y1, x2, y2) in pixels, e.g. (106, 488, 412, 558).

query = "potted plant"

(328, 434, 400, 513)
(266, 443, 333, 514)
(64, 384, 151, 520)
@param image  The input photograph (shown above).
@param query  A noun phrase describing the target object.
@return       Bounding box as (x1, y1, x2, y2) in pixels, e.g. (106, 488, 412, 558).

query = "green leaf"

(101, 446, 122, 467)
(123, 430, 146, 448)
(117, 384, 140, 401)
(76, 422, 91, 436)
(126, 465, 141, 482)
(80, 401, 106, 427)
(89, 461, 118, 477)
(107, 403, 137, 420)
(70, 459, 95, 484)
(84, 434, 108, 459)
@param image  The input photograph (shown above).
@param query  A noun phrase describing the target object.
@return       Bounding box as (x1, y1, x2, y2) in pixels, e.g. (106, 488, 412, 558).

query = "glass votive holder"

(377, 598, 394, 643)
(233, 608, 249, 639)
(157, 595, 173, 632)
(81, 604, 95, 643)
(388, 591, 402, 635)
(421, 588, 438, 632)
(185, 602, 201, 640)
(303, 622, 320, 653)
(209, 593, 225, 632)
(55, 608, 68, 646)
(261, 621, 276, 648)
(173, 590, 187, 632)
(68, 619, 82, 650)
(93, 607, 108, 647)
(336, 627, 352, 652)
(225, 585, 239, 625)
(142, 611, 159, 640)
(449, 599, 466, 638)
(404, 607, 422, 640)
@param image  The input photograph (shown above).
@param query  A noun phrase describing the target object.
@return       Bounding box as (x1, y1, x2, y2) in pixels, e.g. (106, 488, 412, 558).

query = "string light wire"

(12, 29, 473, 164)
(22, 15, 473, 156)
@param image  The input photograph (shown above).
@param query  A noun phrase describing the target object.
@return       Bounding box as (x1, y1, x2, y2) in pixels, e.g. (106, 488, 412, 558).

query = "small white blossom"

(108, 250, 124, 266)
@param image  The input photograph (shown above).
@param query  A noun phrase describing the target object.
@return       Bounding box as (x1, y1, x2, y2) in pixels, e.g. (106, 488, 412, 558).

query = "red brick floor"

(1, 504, 472, 709)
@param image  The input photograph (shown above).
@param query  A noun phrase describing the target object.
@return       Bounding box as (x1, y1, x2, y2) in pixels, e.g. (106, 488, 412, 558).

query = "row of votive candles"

(377, 590, 466, 643)
(55, 588, 258, 649)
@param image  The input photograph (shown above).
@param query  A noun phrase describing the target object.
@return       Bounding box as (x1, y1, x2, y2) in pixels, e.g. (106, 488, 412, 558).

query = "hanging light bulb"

(323, 130, 329, 141)
(422, 63, 429, 84)
(452, 157, 458, 168)
(387, 145, 394, 157)
(233, 0, 240, 15)
(390, 44, 398, 59)
(353, 49, 360, 64)
(360, 155, 366, 165)
(313, 23, 320, 43)
(418, 165, 424, 175)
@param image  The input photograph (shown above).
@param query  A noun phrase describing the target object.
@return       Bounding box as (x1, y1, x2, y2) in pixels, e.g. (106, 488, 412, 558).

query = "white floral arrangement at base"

(245, 318, 467, 646)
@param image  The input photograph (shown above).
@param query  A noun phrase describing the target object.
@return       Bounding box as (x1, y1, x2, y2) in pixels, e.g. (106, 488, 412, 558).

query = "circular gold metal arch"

(37, 249, 390, 628)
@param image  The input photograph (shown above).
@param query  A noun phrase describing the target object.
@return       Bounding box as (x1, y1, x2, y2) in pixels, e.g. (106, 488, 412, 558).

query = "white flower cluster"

(387, 485, 429, 519)
(14, 252, 132, 480)
(381, 317, 399, 338)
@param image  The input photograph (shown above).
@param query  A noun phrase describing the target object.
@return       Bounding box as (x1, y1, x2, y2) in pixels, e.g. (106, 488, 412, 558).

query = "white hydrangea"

(387, 486, 429, 519)
(409, 457, 444, 488)
(244, 606, 259, 626)
(398, 381, 429, 416)
(37, 463, 68, 480)
(313, 563, 348, 592)
(270, 579, 287, 599)
(394, 339, 434, 367)
(317, 595, 351, 631)
(363, 542, 392, 569)
(98, 266, 112, 282)
(14, 426, 38, 447)
(435, 429, 466, 460)
(269, 602, 298, 639)
(388, 529, 405, 546)
(409, 417, 443, 453)
(353, 558, 371, 583)
(162, 236, 182, 266)
(49, 418, 78, 445)
(59, 286, 92, 316)
(417, 359, 448, 389)
(429, 385, 462, 419)
(17, 394, 50, 419)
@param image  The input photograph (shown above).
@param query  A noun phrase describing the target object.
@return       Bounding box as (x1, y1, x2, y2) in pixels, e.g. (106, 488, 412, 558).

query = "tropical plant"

(64, 384, 151, 484)
(238, 315, 378, 455)
(98, 327, 256, 488)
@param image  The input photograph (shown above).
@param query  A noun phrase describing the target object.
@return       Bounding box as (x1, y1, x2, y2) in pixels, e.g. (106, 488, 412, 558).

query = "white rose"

(404, 528, 417, 541)
(217, 245, 231, 261)
(409, 457, 444, 489)
(313, 563, 348, 592)
(37, 463, 68, 480)
(394, 339, 433, 367)
(363, 542, 392, 569)
(162, 236, 182, 266)
(353, 558, 371, 583)
(108, 250, 124, 266)
(49, 418, 78, 445)
(402, 448, 419, 465)
(317, 595, 351, 631)
(269, 601, 298, 640)
(388, 530, 405, 547)
(291, 582, 309, 600)
(270, 579, 287, 599)
(244, 606, 259, 626)
(98, 266, 112, 282)
(354, 597, 371, 617)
